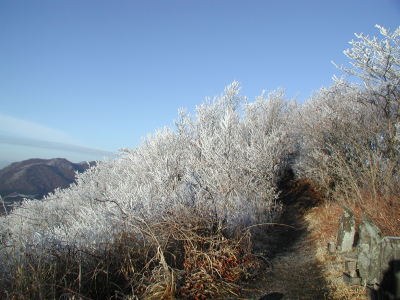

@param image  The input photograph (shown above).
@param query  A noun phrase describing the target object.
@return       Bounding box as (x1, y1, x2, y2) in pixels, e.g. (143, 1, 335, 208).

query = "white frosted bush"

(294, 25, 400, 203)
(294, 84, 380, 198)
(0, 82, 295, 281)
(335, 25, 400, 157)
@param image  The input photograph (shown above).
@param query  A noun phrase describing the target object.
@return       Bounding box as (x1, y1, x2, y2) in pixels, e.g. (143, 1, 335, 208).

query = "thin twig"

(244, 222, 297, 231)
(0, 195, 8, 215)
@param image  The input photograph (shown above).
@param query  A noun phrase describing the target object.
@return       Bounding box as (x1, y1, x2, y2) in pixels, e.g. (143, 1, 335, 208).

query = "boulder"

(357, 215, 382, 285)
(336, 207, 356, 252)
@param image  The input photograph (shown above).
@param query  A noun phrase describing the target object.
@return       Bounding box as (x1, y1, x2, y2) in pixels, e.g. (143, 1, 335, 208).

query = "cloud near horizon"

(0, 135, 114, 157)
(0, 114, 114, 158)
(0, 113, 76, 144)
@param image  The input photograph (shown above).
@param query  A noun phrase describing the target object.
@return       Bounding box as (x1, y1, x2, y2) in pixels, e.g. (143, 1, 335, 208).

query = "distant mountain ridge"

(0, 158, 95, 200)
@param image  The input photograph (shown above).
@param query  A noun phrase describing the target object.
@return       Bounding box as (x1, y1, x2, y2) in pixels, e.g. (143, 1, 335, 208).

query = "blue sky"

(0, 0, 399, 167)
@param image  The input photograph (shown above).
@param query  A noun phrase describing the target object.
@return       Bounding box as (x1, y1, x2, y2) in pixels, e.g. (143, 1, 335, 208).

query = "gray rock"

(357, 215, 382, 285)
(343, 252, 358, 262)
(345, 261, 358, 277)
(328, 241, 336, 253)
(343, 273, 362, 285)
(336, 207, 356, 253)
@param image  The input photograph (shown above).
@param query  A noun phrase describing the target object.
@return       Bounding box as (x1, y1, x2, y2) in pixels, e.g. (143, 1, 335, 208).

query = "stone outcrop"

(357, 215, 383, 285)
(330, 208, 400, 298)
(336, 207, 356, 253)
(380, 237, 400, 278)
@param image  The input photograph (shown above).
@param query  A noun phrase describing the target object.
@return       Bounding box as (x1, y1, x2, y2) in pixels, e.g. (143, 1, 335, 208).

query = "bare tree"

(334, 25, 400, 157)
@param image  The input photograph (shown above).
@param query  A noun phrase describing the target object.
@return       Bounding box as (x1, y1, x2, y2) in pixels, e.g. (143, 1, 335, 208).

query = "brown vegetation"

(1, 213, 261, 300)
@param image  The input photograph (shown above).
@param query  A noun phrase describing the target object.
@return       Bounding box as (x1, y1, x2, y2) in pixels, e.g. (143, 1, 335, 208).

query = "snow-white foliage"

(338, 25, 400, 87)
(334, 25, 400, 123)
(297, 25, 400, 201)
(0, 82, 294, 277)
(294, 83, 385, 198)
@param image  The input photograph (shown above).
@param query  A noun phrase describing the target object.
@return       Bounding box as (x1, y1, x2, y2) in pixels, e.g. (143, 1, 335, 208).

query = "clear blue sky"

(0, 0, 399, 167)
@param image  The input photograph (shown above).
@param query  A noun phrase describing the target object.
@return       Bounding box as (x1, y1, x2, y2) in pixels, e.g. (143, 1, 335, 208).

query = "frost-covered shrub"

(295, 25, 400, 203)
(0, 82, 295, 297)
(294, 83, 392, 201)
(176, 85, 295, 227)
(335, 24, 400, 158)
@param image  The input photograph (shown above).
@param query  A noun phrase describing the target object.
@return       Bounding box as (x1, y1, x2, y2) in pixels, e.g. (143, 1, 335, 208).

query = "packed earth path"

(242, 174, 333, 300)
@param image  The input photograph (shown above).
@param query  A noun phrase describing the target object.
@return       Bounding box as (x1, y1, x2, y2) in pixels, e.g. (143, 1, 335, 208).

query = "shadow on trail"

(252, 170, 319, 259)
(250, 170, 332, 300)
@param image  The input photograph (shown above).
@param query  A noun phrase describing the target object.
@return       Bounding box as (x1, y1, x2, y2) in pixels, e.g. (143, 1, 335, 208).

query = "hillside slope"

(0, 158, 94, 199)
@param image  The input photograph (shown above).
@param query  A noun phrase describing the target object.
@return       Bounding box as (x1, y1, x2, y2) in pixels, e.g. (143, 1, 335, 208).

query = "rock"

(328, 241, 336, 254)
(357, 215, 382, 285)
(343, 273, 362, 285)
(379, 237, 400, 279)
(345, 261, 358, 277)
(336, 207, 356, 253)
(343, 252, 358, 262)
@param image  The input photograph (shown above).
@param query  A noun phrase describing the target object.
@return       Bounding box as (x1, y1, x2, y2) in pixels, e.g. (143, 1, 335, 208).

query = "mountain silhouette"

(0, 158, 94, 212)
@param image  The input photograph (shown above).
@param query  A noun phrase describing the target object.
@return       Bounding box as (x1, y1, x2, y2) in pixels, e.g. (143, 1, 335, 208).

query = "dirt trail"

(245, 176, 331, 300)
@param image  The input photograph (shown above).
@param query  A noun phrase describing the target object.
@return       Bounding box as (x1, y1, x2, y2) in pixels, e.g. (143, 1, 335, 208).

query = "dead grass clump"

(178, 231, 257, 299)
(1, 230, 162, 300)
(306, 201, 343, 245)
(325, 279, 368, 300)
(306, 193, 400, 246)
(148, 212, 260, 299)
(141, 247, 176, 300)
(305, 199, 368, 299)
(347, 192, 400, 236)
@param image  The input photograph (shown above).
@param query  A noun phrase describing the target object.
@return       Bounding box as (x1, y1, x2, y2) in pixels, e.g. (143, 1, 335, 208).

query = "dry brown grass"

(298, 174, 400, 299)
(178, 230, 257, 299)
(151, 212, 259, 299)
(306, 201, 343, 245)
(349, 192, 400, 236)
(306, 191, 400, 243)
(1, 211, 261, 300)
(305, 202, 367, 299)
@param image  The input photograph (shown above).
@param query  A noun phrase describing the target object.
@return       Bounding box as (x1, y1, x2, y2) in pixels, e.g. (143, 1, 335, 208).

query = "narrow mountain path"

(244, 175, 331, 300)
